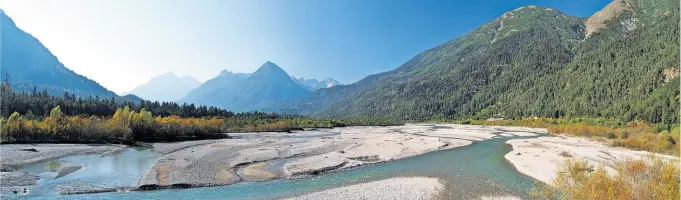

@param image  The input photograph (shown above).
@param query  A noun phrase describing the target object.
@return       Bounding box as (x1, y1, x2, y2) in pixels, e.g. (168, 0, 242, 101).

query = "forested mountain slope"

(496, 0, 679, 125)
(277, 0, 679, 125)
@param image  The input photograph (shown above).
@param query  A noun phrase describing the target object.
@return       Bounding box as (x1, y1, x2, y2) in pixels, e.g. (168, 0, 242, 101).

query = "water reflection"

(16, 148, 161, 197)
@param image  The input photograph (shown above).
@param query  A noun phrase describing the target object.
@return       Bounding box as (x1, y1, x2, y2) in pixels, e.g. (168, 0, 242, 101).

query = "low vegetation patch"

(531, 158, 679, 200)
(467, 118, 679, 155)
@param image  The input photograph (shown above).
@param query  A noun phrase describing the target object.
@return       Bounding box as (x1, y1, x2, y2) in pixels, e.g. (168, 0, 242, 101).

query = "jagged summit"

(251, 61, 291, 80)
(220, 69, 234, 76)
(584, 0, 629, 37)
(254, 61, 285, 73)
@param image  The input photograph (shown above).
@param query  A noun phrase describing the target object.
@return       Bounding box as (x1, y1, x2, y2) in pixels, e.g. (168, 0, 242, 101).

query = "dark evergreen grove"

(0, 84, 236, 119)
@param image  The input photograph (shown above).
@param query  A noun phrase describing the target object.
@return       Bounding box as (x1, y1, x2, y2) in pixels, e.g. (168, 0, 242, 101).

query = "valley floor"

(137, 124, 544, 189)
(5, 124, 674, 199)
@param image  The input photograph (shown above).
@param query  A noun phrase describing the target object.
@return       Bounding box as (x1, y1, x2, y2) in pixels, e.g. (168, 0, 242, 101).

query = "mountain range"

(1, 0, 677, 125)
(271, 0, 679, 125)
(124, 69, 341, 104)
(292, 77, 341, 91)
(122, 72, 201, 102)
(179, 62, 311, 112)
(0, 8, 334, 107)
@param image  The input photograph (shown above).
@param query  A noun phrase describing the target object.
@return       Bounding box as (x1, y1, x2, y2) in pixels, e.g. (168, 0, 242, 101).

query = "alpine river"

(10, 126, 541, 200)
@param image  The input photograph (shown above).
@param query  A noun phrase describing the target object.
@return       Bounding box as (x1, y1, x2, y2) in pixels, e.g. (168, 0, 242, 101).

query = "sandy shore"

(505, 136, 678, 184)
(0, 144, 126, 166)
(283, 177, 444, 200)
(137, 124, 543, 189)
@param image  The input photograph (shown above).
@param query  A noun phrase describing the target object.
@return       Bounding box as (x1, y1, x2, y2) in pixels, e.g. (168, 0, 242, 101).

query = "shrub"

(531, 158, 679, 200)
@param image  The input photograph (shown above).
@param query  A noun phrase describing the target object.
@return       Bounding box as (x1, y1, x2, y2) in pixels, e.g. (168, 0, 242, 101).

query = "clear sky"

(0, 0, 611, 94)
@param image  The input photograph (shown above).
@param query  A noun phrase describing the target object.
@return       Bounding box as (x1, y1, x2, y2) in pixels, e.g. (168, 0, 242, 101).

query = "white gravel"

(505, 136, 679, 184)
(284, 177, 444, 200)
(151, 139, 226, 154)
(0, 172, 37, 186)
(0, 144, 125, 166)
(138, 124, 540, 189)
(283, 152, 347, 176)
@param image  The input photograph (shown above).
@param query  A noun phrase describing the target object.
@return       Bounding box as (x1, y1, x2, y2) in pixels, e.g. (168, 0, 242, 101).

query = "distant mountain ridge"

(0, 9, 124, 99)
(292, 77, 341, 91)
(123, 72, 201, 102)
(180, 62, 310, 112)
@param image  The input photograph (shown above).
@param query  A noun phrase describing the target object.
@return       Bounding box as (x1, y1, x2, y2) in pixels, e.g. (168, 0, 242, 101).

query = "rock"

(55, 165, 83, 178)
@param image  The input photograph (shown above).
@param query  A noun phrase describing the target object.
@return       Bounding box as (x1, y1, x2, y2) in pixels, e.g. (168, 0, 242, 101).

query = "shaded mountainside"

(274, 0, 679, 125)
(181, 62, 310, 112)
(179, 70, 249, 106)
(124, 72, 201, 102)
(0, 9, 121, 99)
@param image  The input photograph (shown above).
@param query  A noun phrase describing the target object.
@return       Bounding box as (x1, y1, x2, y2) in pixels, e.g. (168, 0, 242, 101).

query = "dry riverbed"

(284, 176, 445, 200)
(505, 136, 679, 184)
(137, 124, 545, 189)
(1, 124, 546, 197)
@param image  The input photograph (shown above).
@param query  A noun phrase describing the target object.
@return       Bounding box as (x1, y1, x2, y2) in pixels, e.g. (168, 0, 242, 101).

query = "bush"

(531, 158, 679, 200)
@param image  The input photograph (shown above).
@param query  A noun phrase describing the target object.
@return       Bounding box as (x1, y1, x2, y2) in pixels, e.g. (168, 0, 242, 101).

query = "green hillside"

(278, 0, 679, 125)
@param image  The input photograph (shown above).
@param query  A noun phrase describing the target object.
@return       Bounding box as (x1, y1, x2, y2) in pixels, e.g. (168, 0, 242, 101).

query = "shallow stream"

(14, 127, 540, 200)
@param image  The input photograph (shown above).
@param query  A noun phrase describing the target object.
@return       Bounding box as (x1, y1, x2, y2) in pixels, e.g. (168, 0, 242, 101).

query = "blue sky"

(0, 0, 611, 93)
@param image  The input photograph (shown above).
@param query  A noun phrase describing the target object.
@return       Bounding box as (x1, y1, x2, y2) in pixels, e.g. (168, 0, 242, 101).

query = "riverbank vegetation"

(0, 85, 401, 144)
(0, 106, 400, 144)
(531, 158, 679, 200)
(463, 118, 679, 155)
(1, 106, 227, 144)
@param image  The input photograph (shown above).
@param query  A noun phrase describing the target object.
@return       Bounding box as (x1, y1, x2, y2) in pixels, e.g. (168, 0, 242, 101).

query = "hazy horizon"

(0, 0, 610, 93)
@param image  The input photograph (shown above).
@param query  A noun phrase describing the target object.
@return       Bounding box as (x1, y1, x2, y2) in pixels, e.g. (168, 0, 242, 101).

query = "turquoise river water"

(12, 131, 540, 200)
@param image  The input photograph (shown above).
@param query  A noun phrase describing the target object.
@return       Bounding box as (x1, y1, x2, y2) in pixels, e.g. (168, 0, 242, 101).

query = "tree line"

(1, 83, 236, 119)
(0, 82, 401, 144)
